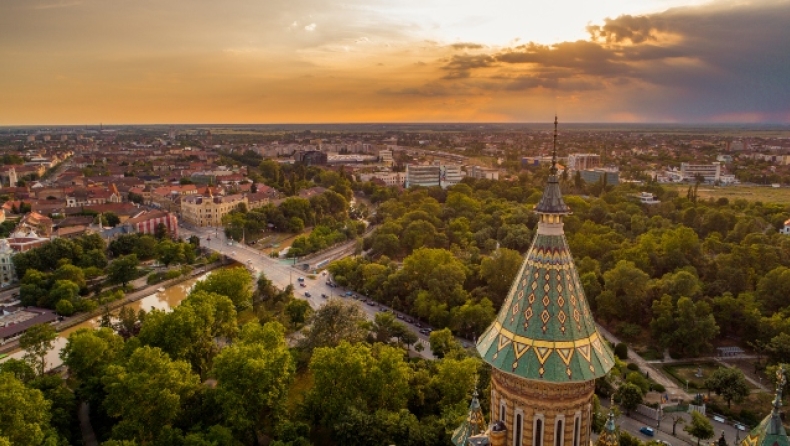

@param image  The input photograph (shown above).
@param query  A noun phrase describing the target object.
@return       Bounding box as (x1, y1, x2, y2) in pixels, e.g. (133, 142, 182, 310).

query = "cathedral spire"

(551, 114, 558, 175)
(596, 397, 620, 446)
(534, 115, 570, 215)
(477, 118, 614, 382)
(739, 366, 789, 446)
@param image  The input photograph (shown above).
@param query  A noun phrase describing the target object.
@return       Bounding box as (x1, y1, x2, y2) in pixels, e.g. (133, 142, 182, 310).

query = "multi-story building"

(580, 168, 619, 185)
(680, 162, 721, 182)
(0, 239, 17, 286)
(181, 193, 247, 227)
(124, 210, 179, 238)
(358, 172, 405, 187)
(467, 166, 500, 181)
(566, 153, 601, 172)
(406, 165, 441, 188)
(406, 164, 463, 189)
(378, 150, 394, 166)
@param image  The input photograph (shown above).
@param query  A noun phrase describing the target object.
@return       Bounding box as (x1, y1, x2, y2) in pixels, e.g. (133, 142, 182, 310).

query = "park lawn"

(665, 184, 790, 204)
(663, 362, 725, 390)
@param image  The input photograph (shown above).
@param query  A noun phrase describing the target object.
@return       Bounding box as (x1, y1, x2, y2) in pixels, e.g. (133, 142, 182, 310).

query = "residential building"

(181, 193, 247, 227)
(358, 172, 405, 187)
(378, 149, 394, 166)
(0, 239, 16, 285)
(295, 150, 328, 166)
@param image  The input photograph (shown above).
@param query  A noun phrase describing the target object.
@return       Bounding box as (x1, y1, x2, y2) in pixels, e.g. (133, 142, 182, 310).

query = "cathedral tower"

(476, 117, 615, 446)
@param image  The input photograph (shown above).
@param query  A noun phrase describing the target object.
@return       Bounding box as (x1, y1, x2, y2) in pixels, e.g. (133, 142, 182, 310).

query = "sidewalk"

(596, 323, 691, 400)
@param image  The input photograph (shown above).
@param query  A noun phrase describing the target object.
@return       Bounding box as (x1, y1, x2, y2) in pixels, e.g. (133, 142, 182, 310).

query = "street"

(181, 225, 437, 359)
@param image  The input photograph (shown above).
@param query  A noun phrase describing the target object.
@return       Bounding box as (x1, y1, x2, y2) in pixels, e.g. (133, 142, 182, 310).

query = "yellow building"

(180, 193, 247, 227)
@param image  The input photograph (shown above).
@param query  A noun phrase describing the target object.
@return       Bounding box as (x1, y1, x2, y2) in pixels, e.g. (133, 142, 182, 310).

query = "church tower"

(476, 117, 615, 446)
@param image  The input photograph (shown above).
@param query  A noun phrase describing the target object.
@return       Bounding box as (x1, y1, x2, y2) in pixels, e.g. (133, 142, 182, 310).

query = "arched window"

(555, 420, 564, 446)
(514, 413, 523, 446)
(500, 400, 507, 424)
(534, 417, 543, 446)
(573, 417, 580, 446)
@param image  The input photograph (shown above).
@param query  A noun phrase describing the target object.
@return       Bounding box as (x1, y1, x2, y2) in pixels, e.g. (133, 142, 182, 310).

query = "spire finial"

(551, 115, 558, 175)
(774, 365, 786, 414)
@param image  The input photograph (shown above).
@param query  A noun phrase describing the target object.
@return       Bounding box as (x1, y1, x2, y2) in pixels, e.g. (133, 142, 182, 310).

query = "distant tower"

(8, 168, 18, 187)
(169, 126, 176, 140)
(475, 116, 615, 446)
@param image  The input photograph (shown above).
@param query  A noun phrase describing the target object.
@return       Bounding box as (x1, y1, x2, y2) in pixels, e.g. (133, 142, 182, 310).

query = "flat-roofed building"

(680, 162, 721, 182)
(567, 153, 601, 172)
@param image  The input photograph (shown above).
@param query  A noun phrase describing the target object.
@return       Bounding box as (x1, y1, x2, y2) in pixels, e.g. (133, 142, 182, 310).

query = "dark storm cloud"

(432, 0, 790, 120)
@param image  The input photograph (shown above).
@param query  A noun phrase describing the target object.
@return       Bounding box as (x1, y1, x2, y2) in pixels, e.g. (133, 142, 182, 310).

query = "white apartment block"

(680, 162, 721, 182)
(467, 165, 500, 180)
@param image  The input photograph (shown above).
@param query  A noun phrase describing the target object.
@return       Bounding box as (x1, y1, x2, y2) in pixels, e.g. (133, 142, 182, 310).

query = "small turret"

(740, 366, 789, 446)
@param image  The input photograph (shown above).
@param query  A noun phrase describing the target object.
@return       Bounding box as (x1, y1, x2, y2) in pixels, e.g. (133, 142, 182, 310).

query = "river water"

(3, 273, 208, 371)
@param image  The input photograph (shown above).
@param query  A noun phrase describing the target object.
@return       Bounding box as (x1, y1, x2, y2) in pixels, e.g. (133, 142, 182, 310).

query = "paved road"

(181, 225, 437, 359)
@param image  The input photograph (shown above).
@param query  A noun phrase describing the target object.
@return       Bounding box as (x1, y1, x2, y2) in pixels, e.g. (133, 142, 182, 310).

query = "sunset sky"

(1, 0, 789, 124)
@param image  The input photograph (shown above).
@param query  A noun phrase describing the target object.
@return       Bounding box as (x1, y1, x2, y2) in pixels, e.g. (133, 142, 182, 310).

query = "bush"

(165, 270, 181, 280)
(55, 299, 75, 316)
(147, 272, 165, 285)
(615, 342, 629, 360)
(651, 383, 666, 393)
(74, 299, 98, 313)
(738, 409, 759, 427)
(627, 362, 640, 371)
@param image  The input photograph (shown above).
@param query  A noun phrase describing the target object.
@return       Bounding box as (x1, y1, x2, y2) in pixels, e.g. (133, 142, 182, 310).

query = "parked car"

(639, 427, 655, 437)
(712, 415, 726, 424)
(419, 328, 432, 335)
(304, 292, 311, 297)
(297, 277, 305, 282)
(299, 283, 306, 287)
(321, 294, 328, 299)
(345, 291, 353, 296)
(657, 440, 672, 446)
(367, 301, 376, 306)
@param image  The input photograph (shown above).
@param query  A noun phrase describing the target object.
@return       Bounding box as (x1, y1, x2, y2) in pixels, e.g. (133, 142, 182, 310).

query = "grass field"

(665, 184, 790, 204)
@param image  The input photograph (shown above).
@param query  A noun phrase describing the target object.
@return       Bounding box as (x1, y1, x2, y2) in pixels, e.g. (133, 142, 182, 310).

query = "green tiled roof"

(452, 391, 487, 446)
(476, 183, 615, 383)
(742, 369, 789, 446)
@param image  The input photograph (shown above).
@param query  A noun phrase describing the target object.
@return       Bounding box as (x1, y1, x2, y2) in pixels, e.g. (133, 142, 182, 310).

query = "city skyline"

(1, 0, 789, 124)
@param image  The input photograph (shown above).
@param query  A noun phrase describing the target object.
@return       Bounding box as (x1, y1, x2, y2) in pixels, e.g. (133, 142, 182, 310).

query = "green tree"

(673, 297, 719, 357)
(615, 383, 643, 415)
(428, 328, 461, 359)
(60, 327, 124, 383)
(0, 372, 55, 446)
(156, 239, 185, 266)
(191, 267, 253, 311)
(108, 254, 140, 287)
(300, 299, 369, 352)
(684, 411, 714, 446)
(102, 346, 200, 443)
(306, 342, 410, 428)
(55, 299, 74, 316)
(104, 212, 121, 227)
(479, 248, 523, 307)
(139, 291, 238, 376)
(704, 367, 750, 408)
(212, 322, 294, 442)
(19, 323, 57, 376)
(284, 299, 311, 326)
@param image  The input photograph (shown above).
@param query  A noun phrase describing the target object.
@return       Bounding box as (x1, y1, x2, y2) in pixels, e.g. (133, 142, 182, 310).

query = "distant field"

(665, 184, 790, 204)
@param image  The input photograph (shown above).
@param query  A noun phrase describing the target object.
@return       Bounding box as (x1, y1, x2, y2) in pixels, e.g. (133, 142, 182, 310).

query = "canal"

(2, 272, 210, 371)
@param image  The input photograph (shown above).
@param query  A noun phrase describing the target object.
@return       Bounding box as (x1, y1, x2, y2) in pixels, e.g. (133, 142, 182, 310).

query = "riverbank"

(0, 261, 223, 354)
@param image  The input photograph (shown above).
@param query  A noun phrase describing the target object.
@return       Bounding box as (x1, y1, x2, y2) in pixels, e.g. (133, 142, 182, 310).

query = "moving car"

(639, 427, 655, 437)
